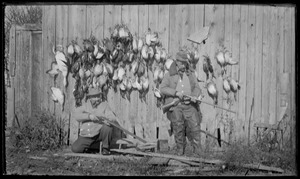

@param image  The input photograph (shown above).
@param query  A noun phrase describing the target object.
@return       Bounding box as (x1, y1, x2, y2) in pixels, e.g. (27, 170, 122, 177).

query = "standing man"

(71, 87, 119, 155)
(160, 51, 203, 156)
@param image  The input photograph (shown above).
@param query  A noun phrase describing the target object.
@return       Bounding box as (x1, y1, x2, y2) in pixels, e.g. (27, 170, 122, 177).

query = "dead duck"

(229, 78, 241, 101)
(206, 80, 218, 106)
(52, 44, 71, 88)
(203, 54, 216, 80)
(50, 86, 65, 111)
(224, 50, 238, 65)
(215, 50, 226, 76)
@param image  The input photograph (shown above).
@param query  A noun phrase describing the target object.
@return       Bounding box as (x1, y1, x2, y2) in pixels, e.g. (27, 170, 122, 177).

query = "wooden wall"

(7, 4, 296, 149)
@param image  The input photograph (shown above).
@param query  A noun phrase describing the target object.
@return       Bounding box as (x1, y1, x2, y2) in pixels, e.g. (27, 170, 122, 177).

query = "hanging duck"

(215, 49, 226, 76)
(229, 78, 241, 101)
(223, 77, 231, 95)
(46, 61, 60, 79)
(203, 54, 216, 80)
(206, 80, 218, 106)
(52, 44, 71, 88)
(224, 50, 238, 65)
(50, 86, 65, 111)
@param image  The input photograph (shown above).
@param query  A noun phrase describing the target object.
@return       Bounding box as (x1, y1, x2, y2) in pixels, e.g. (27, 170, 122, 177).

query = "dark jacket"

(160, 61, 202, 107)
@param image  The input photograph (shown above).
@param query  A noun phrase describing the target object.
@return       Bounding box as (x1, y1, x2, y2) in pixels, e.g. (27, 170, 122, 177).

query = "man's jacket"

(160, 61, 202, 108)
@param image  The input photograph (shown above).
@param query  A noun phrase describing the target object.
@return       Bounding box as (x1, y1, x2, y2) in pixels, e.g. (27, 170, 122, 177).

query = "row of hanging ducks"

(46, 25, 180, 108)
(202, 46, 241, 106)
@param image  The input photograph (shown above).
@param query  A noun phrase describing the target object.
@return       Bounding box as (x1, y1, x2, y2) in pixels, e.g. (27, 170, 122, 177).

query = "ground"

(5, 138, 296, 176)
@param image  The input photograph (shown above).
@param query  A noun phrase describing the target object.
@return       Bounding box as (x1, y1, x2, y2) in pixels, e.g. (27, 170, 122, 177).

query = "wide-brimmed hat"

(175, 51, 189, 63)
(86, 87, 102, 98)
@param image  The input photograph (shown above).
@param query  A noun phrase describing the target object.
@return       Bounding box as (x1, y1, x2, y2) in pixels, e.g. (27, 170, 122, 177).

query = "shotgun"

(82, 111, 147, 143)
(183, 94, 237, 114)
(155, 87, 236, 114)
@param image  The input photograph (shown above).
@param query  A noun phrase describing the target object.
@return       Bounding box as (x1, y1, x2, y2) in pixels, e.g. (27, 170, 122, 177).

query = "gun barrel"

(184, 94, 236, 114)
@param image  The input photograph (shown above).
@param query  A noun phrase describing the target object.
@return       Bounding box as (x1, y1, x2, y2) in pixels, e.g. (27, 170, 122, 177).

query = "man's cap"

(175, 51, 189, 63)
(86, 87, 102, 97)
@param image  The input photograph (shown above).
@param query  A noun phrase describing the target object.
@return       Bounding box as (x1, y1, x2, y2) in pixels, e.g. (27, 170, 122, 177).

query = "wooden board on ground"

(147, 157, 170, 166)
(64, 153, 142, 161)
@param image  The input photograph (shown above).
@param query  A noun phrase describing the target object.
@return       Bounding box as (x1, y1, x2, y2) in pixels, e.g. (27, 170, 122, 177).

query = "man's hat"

(175, 51, 189, 63)
(86, 87, 102, 98)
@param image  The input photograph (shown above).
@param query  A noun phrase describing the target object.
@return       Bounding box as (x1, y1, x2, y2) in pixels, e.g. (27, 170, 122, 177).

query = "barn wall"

(7, 4, 295, 149)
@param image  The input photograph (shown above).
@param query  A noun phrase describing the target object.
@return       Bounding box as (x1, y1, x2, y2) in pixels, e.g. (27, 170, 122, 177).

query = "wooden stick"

(111, 149, 224, 165)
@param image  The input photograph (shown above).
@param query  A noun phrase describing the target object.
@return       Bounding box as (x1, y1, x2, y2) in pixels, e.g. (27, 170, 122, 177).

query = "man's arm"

(159, 72, 176, 97)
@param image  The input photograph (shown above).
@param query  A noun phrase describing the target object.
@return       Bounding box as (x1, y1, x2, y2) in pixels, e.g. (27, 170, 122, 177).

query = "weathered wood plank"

(194, 4, 205, 145)
(210, 4, 225, 147)
(261, 6, 271, 124)
(253, 5, 263, 133)
(134, 4, 149, 140)
(18, 31, 32, 124)
(121, 4, 138, 139)
(230, 4, 241, 142)
(148, 5, 158, 140)
(31, 32, 42, 116)
(145, 4, 157, 140)
(157, 5, 171, 141)
(276, 7, 285, 131)
(42, 6, 56, 117)
(237, 5, 248, 142)
(55, 5, 69, 144)
(181, 5, 195, 48)
(290, 6, 295, 150)
(202, 4, 214, 145)
(283, 7, 292, 148)
(245, 5, 255, 145)
(268, 7, 278, 126)
(169, 5, 182, 57)
(194, 4, 205, 82)
(67, 5, 87, 144)
(7, 24, 16, 127)
(14, 31, 21, 123)
(104, 5, 121, 121)
(86, 5, 104, 40)
(223, 4, 233, 143)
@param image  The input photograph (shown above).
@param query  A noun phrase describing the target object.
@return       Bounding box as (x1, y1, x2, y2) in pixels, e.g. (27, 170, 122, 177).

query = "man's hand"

(89, 113, 99, 122)
(175, 91, 183, 100)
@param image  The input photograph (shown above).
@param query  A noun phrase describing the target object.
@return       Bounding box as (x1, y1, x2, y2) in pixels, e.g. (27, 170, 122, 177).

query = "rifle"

(183, 94, 237, 114)
(82, 111, 147, 143)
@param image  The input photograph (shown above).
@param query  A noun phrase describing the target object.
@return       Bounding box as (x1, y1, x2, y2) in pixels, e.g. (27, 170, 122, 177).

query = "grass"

(9, 109, 66, 152)
(219, 138, 296, 174)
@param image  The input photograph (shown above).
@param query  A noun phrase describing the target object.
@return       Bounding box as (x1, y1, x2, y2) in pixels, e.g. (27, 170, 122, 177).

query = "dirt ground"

(4, 138, 295, 176)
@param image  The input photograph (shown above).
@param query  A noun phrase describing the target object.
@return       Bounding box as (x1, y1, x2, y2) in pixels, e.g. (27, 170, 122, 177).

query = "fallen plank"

(147, 157, 170, 166)
(111, 149, 224, 165)
(28, 156, 48, 160)
(167, 159, 203, 167)
(232, 162, 285, 173)
(111, 149, 285, 173)
(64, 153, 142, 161)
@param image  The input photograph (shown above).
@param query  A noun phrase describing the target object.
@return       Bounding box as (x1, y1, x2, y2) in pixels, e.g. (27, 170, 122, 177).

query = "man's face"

(176, 61, 187, 74)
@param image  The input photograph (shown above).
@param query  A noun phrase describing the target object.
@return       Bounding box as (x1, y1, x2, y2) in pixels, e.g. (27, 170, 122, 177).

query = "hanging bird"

(125, 78, 133, 101)
(53, 45, 71, 88)
(203, 54, 216, 80)
(46, 61, 60, 79)
(224, 50, 238, 65)
(50, 86, 65, 111)
(206, 80, 218, 106)
(119, 76, 127, 99)
(223, 77, 231, 95)
(215, 50, 226, 76)
(229, 78, 241, 101)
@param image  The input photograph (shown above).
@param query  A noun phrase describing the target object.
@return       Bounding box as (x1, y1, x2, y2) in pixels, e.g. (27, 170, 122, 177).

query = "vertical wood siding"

(7, 4, 295, 149)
